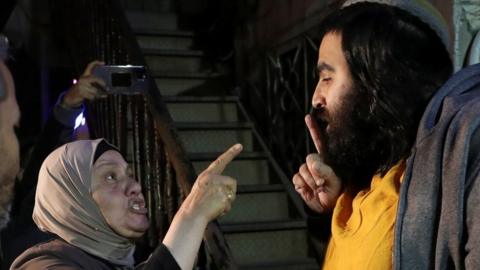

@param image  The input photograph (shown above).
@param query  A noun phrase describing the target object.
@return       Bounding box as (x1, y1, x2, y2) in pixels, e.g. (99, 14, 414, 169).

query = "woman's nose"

(126, 178, 142, 196)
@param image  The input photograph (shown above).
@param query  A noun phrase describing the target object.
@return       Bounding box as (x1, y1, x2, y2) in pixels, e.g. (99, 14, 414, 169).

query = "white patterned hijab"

(33, 139, 135, 267)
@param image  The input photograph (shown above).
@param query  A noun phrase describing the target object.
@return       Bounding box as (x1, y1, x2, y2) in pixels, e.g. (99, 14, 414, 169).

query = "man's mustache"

(309, 107, 328, 131)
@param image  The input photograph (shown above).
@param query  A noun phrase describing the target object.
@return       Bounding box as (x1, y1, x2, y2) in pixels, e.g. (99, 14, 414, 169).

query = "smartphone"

(92, 65, 148, 94)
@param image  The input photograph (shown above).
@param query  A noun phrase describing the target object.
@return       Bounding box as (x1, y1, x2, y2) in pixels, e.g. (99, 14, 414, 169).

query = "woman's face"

(91, 150, 149, 239)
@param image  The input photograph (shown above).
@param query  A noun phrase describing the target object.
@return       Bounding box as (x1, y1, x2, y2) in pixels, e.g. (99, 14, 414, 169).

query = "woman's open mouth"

(129, 198, 147, 214)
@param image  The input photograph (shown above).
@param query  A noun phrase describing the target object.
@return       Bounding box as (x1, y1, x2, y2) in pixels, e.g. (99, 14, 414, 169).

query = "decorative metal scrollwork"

(261, 35, 320, 176)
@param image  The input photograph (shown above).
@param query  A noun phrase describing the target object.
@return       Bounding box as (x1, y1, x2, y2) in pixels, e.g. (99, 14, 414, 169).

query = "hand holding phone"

(91, 65, 148, 94)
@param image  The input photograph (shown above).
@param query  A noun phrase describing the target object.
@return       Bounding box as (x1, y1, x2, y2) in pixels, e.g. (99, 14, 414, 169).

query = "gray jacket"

(394, 63, 480, 269)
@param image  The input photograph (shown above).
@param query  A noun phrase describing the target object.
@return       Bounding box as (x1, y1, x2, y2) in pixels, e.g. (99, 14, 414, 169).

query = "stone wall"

(453, 0, 480, 70)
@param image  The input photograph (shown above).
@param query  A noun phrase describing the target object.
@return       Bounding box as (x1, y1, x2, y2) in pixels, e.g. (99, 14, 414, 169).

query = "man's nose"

(312, 84, 326, 109)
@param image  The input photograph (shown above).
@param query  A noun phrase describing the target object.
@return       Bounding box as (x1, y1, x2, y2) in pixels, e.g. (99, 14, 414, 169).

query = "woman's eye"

(321, 77, 331, 82)
(106, 174, 116, 182)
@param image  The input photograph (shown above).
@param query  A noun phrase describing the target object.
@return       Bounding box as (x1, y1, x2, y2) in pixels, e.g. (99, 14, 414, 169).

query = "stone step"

(126, 10, 178, 31)
(177, 122, 254, 153)
(163, 95, 239, 102)
(220, 219, 306, 233)
(190, 152, 271, 186)
(219, 186, 291, 224)
(163, 96, 239, 122)
(144, 49, 204, 73)
(152, 71, 225, 96)
(134, 29, 194, 51)
(237, 184, 284, 193)
(122, 0, 175, 12)
(224, 227, 310, 265)
(239, 259, 320, 270)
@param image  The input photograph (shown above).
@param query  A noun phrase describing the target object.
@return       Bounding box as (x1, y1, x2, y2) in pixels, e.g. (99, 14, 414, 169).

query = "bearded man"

(293, 1, 480, 269)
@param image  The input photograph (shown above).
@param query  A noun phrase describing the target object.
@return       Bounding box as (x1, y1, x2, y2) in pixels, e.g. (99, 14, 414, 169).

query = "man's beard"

(311, 87, 389, 193)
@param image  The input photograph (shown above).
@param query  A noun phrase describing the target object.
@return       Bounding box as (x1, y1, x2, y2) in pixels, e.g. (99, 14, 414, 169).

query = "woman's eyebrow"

(94, 161, 120, 170)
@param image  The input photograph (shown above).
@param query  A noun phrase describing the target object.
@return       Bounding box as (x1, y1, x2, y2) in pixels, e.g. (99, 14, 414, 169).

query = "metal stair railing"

(232, 2, 343, 264)
(51, 0, 237, 268)
(234, 0, 342, 177)
(239, 33, 323, 178)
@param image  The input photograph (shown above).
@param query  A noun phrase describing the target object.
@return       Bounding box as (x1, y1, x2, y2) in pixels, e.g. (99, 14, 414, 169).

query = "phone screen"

(111, 73, 132, 87)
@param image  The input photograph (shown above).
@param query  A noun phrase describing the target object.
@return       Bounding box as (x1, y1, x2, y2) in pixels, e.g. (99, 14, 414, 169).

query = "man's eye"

(321, 77, 331, 82)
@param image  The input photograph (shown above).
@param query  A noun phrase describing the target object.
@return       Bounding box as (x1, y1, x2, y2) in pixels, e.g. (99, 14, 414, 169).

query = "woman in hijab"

(11, 138, 242, 270)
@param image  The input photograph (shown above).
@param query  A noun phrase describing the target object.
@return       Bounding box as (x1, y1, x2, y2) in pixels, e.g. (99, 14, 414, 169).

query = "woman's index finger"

(206, 144, 243, 174)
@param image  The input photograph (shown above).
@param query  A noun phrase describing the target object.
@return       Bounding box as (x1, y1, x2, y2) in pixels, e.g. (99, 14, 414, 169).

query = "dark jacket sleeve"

(136, 244, 181, 270)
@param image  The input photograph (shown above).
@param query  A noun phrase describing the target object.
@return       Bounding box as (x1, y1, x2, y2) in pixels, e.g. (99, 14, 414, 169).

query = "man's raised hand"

(292, 115, 342, 214)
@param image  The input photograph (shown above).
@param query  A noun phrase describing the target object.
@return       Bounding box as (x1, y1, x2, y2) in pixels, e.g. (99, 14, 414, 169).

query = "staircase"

(123, 2, 320, 269)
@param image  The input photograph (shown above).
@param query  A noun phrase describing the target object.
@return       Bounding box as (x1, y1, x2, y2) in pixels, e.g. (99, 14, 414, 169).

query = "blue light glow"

(74, 112, 86, 129)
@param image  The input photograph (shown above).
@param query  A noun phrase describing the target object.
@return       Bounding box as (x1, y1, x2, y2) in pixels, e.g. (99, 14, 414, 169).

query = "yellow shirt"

(323, 161, 405, 270)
